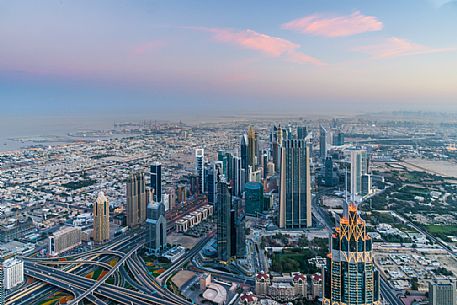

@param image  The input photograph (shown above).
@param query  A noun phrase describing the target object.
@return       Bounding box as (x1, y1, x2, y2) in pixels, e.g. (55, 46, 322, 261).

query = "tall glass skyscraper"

(150, 162, 162, 202)
(195, 148, 205, 194)
(279, 139, 312, 228)
(216, 176, 231, 262)
(320, 125, 328, 160)
(322, 202, 380, 305)
(247, 126, 257, 171)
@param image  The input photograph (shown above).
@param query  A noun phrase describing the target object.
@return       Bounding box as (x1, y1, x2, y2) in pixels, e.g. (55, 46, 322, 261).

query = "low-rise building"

(48, 226, 81, 256)
(3, 257, 24, 290)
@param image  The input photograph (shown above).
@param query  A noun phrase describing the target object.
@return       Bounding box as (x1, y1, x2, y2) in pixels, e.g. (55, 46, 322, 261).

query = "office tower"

(146, 193, 167, 255)
(324, 156, 337, 187)
(208, 161, 223, 204)
(429, 280, 457, 305)
(297, 126, 307, 139)
(93, 192, 110, 243)
(362, 174, 372, 196)
(279, 139, 312, 228)
(351, 150, 367, 198)
(126, 172, 148, 227)
(271, 127, 281, 173)
(320, 125, 328, 159)
(333, 130, 345, 146)
(240, 134, 249, 180)
(216, 176, 231, 262)
(231, 197, 246, 258)
(224, 151, 235, 182)
(262, 153, 268, 179)
(245, 182, 264, 216)
(322, 202, 381, 305)
(247, 126, 257, 171)
(48, 226, 82, 256)
(195, 148, 205, 194)
(150, 162, 162, 202)
(3, 257, 23, 290)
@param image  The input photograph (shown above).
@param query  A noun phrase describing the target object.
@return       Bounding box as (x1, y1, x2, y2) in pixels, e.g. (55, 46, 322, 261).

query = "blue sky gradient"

(1, 0, 457, 118)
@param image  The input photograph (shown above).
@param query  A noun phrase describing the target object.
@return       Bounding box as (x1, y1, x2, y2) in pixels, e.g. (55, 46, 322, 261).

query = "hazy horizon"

(1, 0, 457, 120)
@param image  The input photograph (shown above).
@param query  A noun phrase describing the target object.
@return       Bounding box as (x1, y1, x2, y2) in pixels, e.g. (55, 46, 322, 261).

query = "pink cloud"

(282, 11, 383, 37)
(189, 27, 323, 65)
(131, 41, 165, 55)
(354, 37, 456, 58)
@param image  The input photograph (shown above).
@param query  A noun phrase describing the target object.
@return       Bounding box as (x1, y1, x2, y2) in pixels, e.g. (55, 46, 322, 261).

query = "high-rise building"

(320, 125, 328, 159)
(322, 202, 380, 305)
(126, 172, 149, 227)
(279, 139, 312, 228)
(195, 148, 205, 194)
(150, 162, 162, 202)
(362, 174, 372, 196)
(248, 126, 257, 171)
(429, 279, 457, 305)
(208, 161, 223, 204)
(350, 150, 367, 199)
(233, 156, 243, 197)
(297, 126, 307, 139)
(324, 156, 337, 187)
(3, 257, 23, 290)
(333, 130, 345, 146)
(240, 134, 249, 181)
(245, 182, 263, 217)
(216, 176, 231, 262)
(231, 197, 246, 258)
(146, 193, 167, 255)
(93, 192, 110, 244)
(48, 226, 81, 256)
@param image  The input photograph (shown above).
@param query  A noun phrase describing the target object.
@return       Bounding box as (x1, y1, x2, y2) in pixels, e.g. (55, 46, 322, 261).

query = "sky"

(1, 0, 457, 121)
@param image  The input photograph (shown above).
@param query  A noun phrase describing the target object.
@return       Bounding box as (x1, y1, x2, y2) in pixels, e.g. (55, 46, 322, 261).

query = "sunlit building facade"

(322, 203, 380, 305)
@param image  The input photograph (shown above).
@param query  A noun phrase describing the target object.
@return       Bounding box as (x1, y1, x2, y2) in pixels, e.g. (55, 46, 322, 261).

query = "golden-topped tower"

(322, 202, 380, 305)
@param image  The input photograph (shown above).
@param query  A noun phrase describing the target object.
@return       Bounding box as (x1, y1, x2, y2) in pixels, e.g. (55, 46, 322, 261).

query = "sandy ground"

(402, 158, 457, 178)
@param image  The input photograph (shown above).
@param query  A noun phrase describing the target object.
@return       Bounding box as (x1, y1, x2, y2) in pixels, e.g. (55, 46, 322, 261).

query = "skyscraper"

(279, 139, 312, 228)
(324, 156, 337, 187)
(216, 176, 231, 262)
(195, 148, 205, 194)
(247, 126, 257, 171)
(240, 134, 249, 181)
(231, 197, 246, 258)
(126, 172, 148, 227)
(350, 150, 367, 199)
(245, 182, 264, 217)
(93, 192, 110, 243)
(297, 126, 307, 139)
(150, 162, 162, 202)
(429, 280, 457, 305)
(322, 202, 380, 305)
(320, 125, 328, 159)
(146, 192, 167, 255)
(208, 161, 223, 204)
(233, 156, 242, 197)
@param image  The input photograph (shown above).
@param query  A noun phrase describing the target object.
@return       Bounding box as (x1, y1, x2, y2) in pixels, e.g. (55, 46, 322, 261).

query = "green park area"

(269, 237, 328, 274)
(426, 225, 457, 242)
(142, 255, 171, 277)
